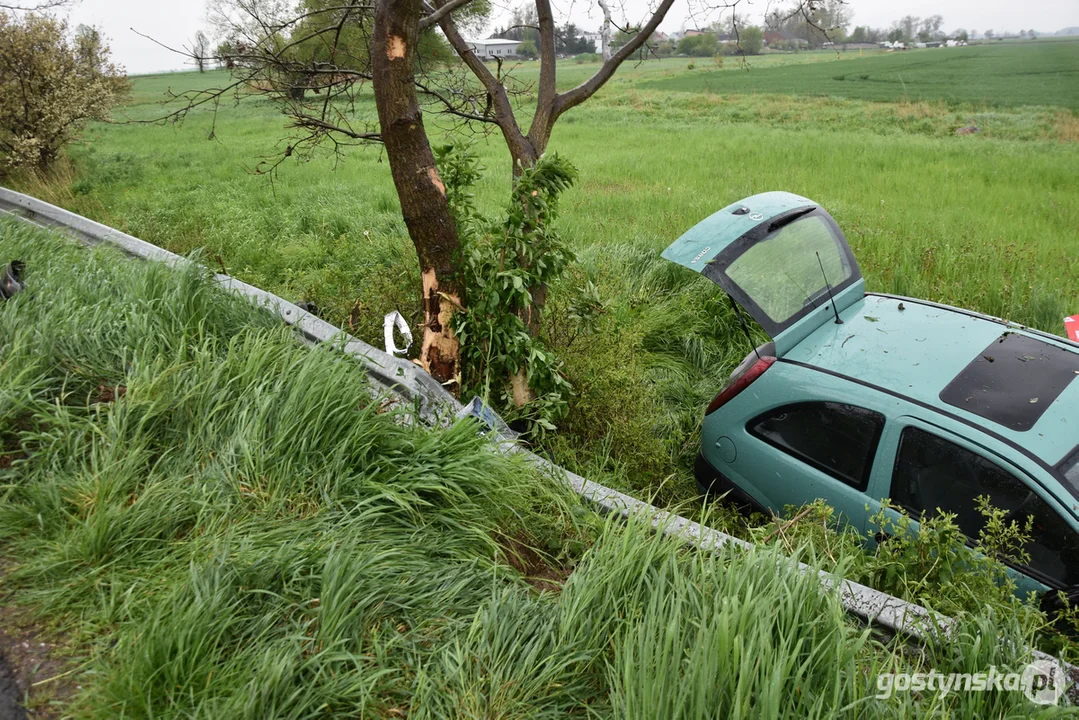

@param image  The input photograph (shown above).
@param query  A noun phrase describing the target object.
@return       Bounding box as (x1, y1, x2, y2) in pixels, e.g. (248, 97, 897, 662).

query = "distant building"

(763, 30, 809, 47)
(683, 29, 709, 37)
(467, 38, 523, 59)
(582, 32, 603, 51)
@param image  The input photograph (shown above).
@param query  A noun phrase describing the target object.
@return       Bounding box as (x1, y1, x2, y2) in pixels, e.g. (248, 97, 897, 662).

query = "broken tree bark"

(372, 0, 462, 390)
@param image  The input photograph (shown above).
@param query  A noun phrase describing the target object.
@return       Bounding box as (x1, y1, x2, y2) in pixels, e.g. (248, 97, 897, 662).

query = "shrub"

(517, 39, 538, 58)
(0, 12, 128, 175)
(738, 25, 764, 55)
(677, 34, 718, 57)
(436, 142, 578, 437)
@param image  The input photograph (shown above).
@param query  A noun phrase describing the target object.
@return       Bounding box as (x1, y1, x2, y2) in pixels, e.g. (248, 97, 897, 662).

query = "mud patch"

(0, 649, 26, 720)
(92, 384, 126, 404)
(497, 533, 572, 593)
(0, 564, 82, 719)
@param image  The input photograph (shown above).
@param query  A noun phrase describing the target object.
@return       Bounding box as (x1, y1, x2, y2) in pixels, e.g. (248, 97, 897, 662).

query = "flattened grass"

(1, 221, 1069, 717)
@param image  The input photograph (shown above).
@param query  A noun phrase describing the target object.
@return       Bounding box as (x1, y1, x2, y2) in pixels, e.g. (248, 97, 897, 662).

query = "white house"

(467, 38, 523, 59)
(582, 32, 603, 51)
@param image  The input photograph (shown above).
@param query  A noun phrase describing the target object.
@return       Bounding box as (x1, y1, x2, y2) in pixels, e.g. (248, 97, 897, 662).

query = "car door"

(866, 416, 1079, 595)
(735, 400, 885, 533)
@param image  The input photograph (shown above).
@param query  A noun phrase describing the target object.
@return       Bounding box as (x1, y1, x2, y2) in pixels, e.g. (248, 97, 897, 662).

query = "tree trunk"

(372, 0, 463, 391)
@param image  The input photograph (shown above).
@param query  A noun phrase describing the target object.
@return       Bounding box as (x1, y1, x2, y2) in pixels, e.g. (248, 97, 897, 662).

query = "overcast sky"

(59, 0, 1079, 75)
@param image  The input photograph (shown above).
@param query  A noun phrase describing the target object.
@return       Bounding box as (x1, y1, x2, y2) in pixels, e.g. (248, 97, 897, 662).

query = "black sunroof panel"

(939, 332, 1079, 432)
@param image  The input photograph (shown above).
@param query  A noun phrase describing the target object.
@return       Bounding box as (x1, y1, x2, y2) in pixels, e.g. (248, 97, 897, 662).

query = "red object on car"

(1066, 315, 1079, 342)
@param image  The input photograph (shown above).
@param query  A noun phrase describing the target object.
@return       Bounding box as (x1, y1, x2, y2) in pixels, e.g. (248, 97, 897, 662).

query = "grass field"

(0, 219, 1069, 717)
(3, 37, 1079, 714)
(17, 40, 1077, 500)
(648, 41, 1079, 108)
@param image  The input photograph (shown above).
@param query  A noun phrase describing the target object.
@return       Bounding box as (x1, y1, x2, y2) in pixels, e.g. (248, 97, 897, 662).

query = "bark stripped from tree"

(372, 0, 461, 390)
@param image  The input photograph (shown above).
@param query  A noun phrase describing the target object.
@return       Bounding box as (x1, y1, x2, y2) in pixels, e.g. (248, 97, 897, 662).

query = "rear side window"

(891, 427, 1079, 587)
(748, 402, 884, 491)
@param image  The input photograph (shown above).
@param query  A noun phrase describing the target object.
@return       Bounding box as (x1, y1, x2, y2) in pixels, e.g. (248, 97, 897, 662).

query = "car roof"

(782, 293, 1079, 468)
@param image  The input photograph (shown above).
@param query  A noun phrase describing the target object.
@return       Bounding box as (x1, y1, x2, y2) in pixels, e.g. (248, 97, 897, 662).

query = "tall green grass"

(0, 220, 1070, 716)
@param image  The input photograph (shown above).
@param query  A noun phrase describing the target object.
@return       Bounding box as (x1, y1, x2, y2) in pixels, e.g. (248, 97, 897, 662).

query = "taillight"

(706, 356, 775, 415)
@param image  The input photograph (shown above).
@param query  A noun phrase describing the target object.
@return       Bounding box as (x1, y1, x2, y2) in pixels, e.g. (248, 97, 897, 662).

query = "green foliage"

(751, 499, 1079, 661)
(0, 12, 128, 174)
(857, 501, 1031, 616)
(677, 33, 719, 57)
(436, 142, 578, 436)
(2, 202, 1077, 718)
(736, 25, 764, 55)
(517, 39, 538, 58)
(649, 41, 1079, 108)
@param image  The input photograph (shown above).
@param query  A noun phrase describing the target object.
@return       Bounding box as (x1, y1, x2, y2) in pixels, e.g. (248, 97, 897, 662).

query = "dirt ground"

(0, 650, 26, 720)
(0, 563, 81, 720)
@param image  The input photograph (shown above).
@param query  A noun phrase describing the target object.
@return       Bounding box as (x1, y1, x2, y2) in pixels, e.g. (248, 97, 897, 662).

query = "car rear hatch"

(662, 191, 865, 356)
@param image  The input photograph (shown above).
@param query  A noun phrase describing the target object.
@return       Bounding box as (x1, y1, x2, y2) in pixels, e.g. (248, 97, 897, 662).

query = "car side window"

(891, 427, 1079, 587)
(748, 402, 884, 491)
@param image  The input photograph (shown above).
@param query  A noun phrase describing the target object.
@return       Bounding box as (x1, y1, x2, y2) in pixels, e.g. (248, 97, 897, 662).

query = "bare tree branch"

(0, 0, 72, 11)
(596, 0, 612, 62)
(553, 0, 676, 119)
(417, 0, 473, 30)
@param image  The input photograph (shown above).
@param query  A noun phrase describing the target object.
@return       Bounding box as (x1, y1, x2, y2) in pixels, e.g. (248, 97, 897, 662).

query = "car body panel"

(662, 191, 817, 270)
(698, 360, 895, 533)
(699, 359, 1079, 594)
(785, 293, 1079, 500)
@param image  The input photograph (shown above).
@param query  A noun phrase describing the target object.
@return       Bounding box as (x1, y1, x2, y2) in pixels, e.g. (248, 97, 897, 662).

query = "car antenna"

(816, 251, 843, 325)
(727, 294, 762, 361)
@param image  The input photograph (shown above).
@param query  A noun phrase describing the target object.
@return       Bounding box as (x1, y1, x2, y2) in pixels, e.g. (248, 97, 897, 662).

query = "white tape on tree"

(383, 310, 412, 356)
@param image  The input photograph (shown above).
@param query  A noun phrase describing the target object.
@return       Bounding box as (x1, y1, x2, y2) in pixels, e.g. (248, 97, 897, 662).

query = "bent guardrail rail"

(1, 186, 1072, 682)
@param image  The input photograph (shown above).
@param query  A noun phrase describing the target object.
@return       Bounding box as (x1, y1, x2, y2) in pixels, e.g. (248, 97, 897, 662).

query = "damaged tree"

(158, 0, 829, 398)
(371, 0, 462, 386)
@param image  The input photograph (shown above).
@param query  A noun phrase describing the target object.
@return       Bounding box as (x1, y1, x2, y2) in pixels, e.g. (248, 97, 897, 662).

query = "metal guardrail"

(1, 186, 1072, 681)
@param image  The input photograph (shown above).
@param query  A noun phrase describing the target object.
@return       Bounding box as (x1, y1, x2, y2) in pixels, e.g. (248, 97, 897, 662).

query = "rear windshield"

(939, 332, 1079, 432)
(725, 214, 854, 327)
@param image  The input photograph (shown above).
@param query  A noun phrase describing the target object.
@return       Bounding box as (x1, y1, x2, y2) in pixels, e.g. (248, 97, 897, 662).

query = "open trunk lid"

(662, 191, 865, 356)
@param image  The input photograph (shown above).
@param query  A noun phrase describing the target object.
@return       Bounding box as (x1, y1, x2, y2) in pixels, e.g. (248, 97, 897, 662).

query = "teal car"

(663, 191, 1079, 601)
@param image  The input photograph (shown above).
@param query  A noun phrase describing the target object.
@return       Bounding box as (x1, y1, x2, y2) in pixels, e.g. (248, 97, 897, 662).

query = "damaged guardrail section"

(0, 186, 1070, 675)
